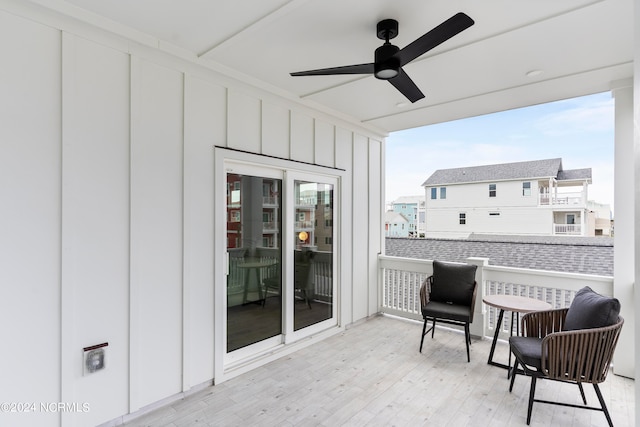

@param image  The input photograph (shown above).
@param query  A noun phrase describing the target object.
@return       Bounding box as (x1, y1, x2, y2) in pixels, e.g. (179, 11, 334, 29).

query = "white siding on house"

(130, 57, 185, 410)
(427, 180, 539, 209)
(0, 12, 62, 427)
(183, 76, 223, 388)
(426, 179, 575, 237)
(0, 6, 385, 426)
(60, 34, 131, 425)
(352, 134, 370, 321)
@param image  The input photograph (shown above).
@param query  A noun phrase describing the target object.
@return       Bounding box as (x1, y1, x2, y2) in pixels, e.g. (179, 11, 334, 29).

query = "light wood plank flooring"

(124, 315, 635, 426)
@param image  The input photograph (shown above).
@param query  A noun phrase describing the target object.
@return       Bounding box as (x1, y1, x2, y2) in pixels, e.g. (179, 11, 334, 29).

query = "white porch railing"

(554, 223, 582, 235)
(539, 191, 586, 206)
(378, 254, 614, 341)
(227, 249, 333, 302)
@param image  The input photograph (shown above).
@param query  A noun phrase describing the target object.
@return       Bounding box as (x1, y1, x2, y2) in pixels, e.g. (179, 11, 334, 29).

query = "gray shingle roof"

(422, 158, 592, 187)
(557, 168, 592, 181)
(385, 211, 408, 223)
(385, 235, 613, 276)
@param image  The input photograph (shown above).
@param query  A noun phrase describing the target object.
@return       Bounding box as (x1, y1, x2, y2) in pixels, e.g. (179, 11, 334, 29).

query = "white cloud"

(535, 97, 614, 136)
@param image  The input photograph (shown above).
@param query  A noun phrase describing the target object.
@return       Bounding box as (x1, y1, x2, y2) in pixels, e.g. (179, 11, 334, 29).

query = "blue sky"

(385, 91, 615, 215)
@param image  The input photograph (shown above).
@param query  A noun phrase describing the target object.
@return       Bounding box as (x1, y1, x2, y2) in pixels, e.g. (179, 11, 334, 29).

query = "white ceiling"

(31, 0, 634, 133)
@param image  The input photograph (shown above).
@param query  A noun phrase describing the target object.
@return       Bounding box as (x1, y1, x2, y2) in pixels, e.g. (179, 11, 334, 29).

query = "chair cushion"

(509, 336, 543, 370)
(563, 286, 621, 331)
(429, 260, 477, 306)
(422, 301, 472, 323)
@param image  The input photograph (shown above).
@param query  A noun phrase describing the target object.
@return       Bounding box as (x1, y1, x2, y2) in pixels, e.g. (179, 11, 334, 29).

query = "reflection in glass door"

(226, 173, 282, 352)
(293, 180, 334, 331)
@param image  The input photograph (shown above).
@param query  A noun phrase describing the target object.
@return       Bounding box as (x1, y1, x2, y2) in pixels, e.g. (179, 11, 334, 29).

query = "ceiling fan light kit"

(291, 13, 474, 103)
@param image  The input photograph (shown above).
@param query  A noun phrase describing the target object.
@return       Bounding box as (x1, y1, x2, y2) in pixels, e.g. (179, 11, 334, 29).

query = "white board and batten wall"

(0, 4, 385, 426)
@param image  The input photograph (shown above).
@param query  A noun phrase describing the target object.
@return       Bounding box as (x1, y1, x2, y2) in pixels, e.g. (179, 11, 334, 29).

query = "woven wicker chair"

(419, 260, 477, 362)
(509, 299, 623, 426)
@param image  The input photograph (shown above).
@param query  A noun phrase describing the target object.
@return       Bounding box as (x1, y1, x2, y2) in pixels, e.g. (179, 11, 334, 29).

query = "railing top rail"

(482, 264, 613, 281)
(378, 254, 433, 274)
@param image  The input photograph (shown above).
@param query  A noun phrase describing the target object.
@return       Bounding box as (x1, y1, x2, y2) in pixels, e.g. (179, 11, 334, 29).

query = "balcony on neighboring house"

(262, 196, 279, 206)
(539, 190, 587, 207)
(554, 223, 582, 235)
(262, 221, 278, 231)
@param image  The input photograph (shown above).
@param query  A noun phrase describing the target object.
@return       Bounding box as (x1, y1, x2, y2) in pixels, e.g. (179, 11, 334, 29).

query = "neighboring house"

(422, 158, 606, 239)
(389, 195, 426, 237)
(385, 211, 410, 237)
(587, 200, 614, 236)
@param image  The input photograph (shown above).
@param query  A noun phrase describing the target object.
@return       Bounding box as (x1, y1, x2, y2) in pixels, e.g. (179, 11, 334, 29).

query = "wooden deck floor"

(123, 315, 635, 426)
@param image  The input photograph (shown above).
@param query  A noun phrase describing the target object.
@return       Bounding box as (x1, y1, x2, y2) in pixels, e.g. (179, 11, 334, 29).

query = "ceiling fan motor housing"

(374, 43, 400, 79)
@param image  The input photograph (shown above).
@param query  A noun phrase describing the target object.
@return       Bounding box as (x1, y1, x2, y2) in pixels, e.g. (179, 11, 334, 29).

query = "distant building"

(422, 158, 610, 239)
(385, 211, 410, 237)
(587, 200, 613, 236)
(389, 196, 425, 237)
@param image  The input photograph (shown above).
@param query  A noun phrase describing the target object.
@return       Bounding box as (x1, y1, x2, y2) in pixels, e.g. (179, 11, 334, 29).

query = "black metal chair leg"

(577, 382, 587, 405)
(464, 324, 470, 362)
(419, 318, 428, 352)
(593, 383, 614, 427)
(509, 359, 519, 392)
(526, 376, 537, 425)
(431, 319, 436, 338)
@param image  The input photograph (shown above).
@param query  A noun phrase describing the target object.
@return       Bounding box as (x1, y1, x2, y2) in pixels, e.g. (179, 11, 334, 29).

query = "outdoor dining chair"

(419, 260, 478, 362)
(508, 286, 623, 426)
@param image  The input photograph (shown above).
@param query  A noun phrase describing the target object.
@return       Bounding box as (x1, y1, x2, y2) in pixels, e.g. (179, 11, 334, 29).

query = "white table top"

(237, 259, 277, 268)
(482, 294, 551, 313)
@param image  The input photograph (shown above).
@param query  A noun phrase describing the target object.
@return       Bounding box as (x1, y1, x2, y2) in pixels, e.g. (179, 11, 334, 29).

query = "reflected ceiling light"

(298, 231, 308, 241)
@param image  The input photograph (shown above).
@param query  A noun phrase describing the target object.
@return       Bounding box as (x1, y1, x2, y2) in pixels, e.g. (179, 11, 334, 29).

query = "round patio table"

(483, 294, 552, 371)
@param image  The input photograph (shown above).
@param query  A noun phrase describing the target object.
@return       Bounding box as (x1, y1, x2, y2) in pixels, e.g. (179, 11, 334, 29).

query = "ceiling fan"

(290, 13, 474, 103)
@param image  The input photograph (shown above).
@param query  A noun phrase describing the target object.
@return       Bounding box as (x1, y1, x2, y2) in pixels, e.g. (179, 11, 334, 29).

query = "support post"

(611, 79, 635, 379)
(467, 257, 490, 339)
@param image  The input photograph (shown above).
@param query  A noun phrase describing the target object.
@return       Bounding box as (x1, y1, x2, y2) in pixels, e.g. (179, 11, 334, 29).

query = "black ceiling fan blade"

(291, 63, 375, 76)
(397, 12, 474, 67)
(388, 69, 425, 103)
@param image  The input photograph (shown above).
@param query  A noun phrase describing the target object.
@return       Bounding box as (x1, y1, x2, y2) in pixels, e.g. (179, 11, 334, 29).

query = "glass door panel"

(293, 180, 334, 331)
(226, 172, 282, 352)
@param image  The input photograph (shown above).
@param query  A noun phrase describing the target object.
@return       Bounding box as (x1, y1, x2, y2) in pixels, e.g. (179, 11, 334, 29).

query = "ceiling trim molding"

(197, 0, 313, 58)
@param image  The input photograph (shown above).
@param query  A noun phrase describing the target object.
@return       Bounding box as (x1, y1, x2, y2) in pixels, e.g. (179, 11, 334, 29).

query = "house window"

(522, 182, 531, 196)
(430, 188, 437, 199)
(489, 184, 496, 197)
(567, 214, 576, 225)
(459, 213, 466, 225)
(440, 187, 446, 199)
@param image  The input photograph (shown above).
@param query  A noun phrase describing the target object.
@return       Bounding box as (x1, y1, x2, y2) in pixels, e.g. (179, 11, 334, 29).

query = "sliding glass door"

(220, 157, 338, 370)
(226, 171, 282, 352)
(292, 179, 334, 331)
